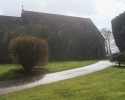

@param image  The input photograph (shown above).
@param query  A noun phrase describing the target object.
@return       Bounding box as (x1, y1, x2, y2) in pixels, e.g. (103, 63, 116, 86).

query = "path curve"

(0, 60, 114, 95)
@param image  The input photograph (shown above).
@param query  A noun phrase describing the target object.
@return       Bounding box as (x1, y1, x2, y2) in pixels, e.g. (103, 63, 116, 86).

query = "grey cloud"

(0, 0, 97, 17)
(41, 0, 97, 15)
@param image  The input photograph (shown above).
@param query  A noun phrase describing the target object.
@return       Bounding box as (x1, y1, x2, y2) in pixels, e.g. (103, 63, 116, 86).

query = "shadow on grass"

(112, 65, 125, 69)
(0, 68, 49, 88)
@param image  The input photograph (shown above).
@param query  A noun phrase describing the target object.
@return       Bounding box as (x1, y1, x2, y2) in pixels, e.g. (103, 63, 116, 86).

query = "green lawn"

(1, 65, 125, 100)
(44, 60, 98, 72)
(0, 60, 98, 81)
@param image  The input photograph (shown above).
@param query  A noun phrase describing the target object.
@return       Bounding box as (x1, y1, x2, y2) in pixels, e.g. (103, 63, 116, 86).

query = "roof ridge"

(23, 9, 90, 20)
(0, 15, 20, 18)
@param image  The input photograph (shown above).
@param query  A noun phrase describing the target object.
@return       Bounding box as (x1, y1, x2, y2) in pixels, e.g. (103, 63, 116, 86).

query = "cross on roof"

(22, 5, 24, 9)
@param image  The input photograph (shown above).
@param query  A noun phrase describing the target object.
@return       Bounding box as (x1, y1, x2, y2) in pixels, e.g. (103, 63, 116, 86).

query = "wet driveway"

(0, 60, 114, 95)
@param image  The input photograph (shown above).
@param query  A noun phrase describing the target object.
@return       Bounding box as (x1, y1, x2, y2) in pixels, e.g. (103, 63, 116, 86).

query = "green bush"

(109, 52, 125, 66)
(9, 35, 48, 72)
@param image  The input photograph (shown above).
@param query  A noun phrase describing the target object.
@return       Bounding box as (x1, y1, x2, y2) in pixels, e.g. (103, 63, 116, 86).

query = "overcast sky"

(0, 0, 125, 29)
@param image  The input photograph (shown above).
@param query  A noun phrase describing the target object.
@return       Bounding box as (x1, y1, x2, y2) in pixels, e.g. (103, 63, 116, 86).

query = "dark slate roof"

(22, 10, 104, 40)
(0, 15, 21, 29)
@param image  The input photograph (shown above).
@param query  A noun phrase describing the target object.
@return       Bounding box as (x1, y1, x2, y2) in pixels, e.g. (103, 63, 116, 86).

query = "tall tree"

(111, 11, 125, 52)
(100, 28, 112, 56)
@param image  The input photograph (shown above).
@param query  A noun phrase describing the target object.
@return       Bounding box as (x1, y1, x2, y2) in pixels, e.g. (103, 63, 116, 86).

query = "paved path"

(0, 60, 114, 95)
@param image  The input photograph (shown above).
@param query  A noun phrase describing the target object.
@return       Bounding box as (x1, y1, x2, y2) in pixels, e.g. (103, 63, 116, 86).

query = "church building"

(0, 8, 106, 62)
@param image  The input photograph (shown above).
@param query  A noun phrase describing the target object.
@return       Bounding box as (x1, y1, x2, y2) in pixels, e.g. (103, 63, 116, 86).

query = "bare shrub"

(9, 35, 48, 72)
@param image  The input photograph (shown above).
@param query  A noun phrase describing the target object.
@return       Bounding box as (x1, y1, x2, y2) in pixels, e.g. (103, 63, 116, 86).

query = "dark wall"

(12, 24, 105, 61)
(0, 16, 21, 63)
(48, 38, 105, 61)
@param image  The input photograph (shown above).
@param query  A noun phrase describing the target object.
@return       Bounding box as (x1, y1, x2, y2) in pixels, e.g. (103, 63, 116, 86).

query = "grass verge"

(0, 60, 98, 81)
(44, 60, 99, 72)
(1, 65, 125, 99)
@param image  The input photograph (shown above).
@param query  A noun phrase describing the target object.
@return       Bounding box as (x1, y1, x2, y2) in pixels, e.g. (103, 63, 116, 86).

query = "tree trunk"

(119, 62, 121, 67)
